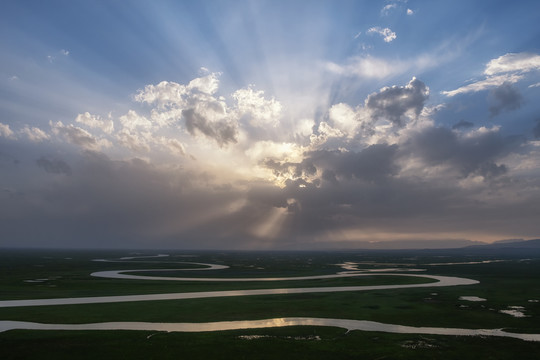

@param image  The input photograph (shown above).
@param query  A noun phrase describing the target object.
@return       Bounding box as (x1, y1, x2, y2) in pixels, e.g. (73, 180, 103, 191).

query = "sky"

(1, 0, 540, 250)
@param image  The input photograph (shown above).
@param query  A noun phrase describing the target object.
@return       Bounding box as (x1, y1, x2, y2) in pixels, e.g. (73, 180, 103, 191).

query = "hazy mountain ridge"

(467, 239, 540, 249)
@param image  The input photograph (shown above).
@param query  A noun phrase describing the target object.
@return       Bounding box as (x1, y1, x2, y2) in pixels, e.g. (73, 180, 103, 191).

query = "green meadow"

(1, 248, 540, 359)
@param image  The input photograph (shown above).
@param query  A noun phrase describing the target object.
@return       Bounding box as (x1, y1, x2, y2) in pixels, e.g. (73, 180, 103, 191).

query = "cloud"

(60, 49, 70, 56)
(134, 72, 239, 146)
(3, 68, 540, 249)
(325, 55, 405, 79)
(407, 8, 414, 15)
(308, 78, 431, 150)
(452, 120, 474, 130)
(325, 50, 446, 80)
(381, 4, 397, 16)
(119, 110, 152, 131)
(182, 108, 238, 146)
(76, 112, 114, 134)
(484, 53, 540, 76)
(149, 108, 183, 128)
(50, 121, 103, 150)
(443, 52, 540, 97)
(367, 27, 397, 42)
(533, 119, 540, 139)
(20, 126, 50, 142)
(488, 82, 523, 116)
(404, 126, 518, 177)
(0, 123, 15, 139)
(247, 122, 536, 244)
(529, 82, 540, 88)
(366, 77, 429, 126)
(134, 72, 220, 109)
(156, 137, 186, 156)
(232, 87, 282, 127)
(36, 157, 72, 175)
(442, 74, 523, 97)
(116, 129, 150, 152)
(381, 1, 410, 16)
(135, 80, 188, 108)
(187, 71, 221, 95)
(0, 150, 264, 248)
(307, 144, 400, 183)
(328, 103, 366, 137)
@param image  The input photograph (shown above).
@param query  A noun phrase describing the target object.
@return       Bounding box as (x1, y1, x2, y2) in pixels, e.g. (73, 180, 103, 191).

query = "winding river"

(1, 256, 539, 342)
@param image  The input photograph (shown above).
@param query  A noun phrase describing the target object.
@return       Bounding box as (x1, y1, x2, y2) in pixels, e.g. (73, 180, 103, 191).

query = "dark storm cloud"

(405, 126, 520, 177)
(452, 120, 474, 130)
(476, 162, 507, 179)
(182, 108, 238, 146)
(488, 82, 523, 117)
(1, 133, 539, 249)
(243, 120, 540, 243)
(36, 157, 72, 175)
(0, 149, 250, 248)
(261, 158, 316, 180)
(366, 77, 429, 126)
(307, 144, 399, 183)
(259, 144, 399, 188)
(267, 165, 477, 240)
(264, 158, 540, 244)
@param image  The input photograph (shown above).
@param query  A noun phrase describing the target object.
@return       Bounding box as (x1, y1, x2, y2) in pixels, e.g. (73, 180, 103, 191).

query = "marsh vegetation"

(1, 248, 540, 359)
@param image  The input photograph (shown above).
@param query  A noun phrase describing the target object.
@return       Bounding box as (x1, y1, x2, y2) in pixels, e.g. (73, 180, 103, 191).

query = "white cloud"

(135, 72, 239, 147)
(134, 72, 222, 110)
(528, 82, 540, 88)
(381, 4, 397, 15)
(119, 110, 152, 131)
(50, 121, 102, 150)
(150, 108, 183, 127)
(326, 55, 405, 79)
(76, 112, 114, 134)
(442, 74, 524, 97)
(20, 126, 50, 142)
(245, 141, 304, 164)
(135, 81, 188, 108)
(156, 137, 186, 156)
(367, 27, 397, 43)
(407, 8, 414, 15)
(293, 118, 315, 138)
(60, 49, 69, 56)
(0, 123, 15, 139)
(443, 52, 540, 97)
(233, 87, 282, 127)
(316, 121, 346, 139)
(116, 129, 151, 152)
(328, 103, 364, 137)
(326, 50, 445, 80)
(485, 53, 540, 75)
(187, 72, 221, 95)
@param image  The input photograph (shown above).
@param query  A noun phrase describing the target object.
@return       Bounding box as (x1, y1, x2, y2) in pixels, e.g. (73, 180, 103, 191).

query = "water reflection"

(2, 318, 539, 342)
(0, 274, 478, 308)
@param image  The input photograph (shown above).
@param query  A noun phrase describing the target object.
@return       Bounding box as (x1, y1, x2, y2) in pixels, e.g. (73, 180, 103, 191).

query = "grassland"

(1, 248, 540, 359)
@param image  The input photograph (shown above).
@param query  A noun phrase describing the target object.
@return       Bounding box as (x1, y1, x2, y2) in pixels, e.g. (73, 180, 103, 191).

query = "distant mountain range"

(466, 238, 540, 249)
(326, 238, 540, 252)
